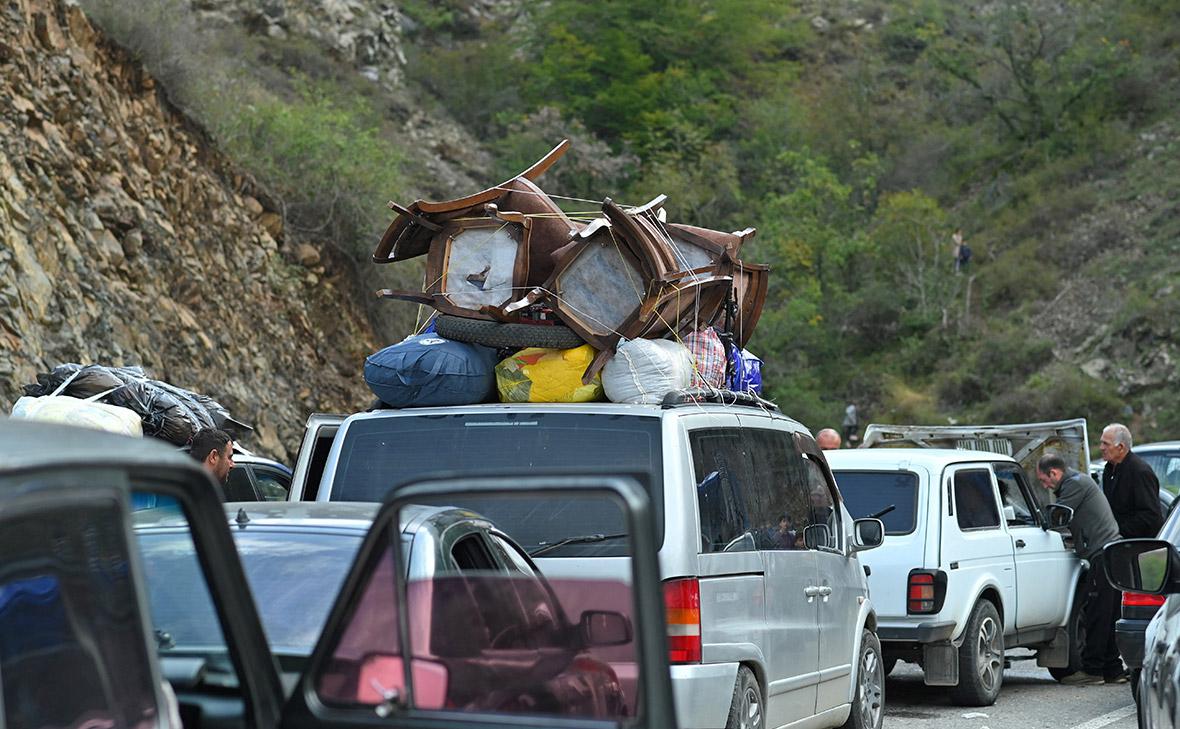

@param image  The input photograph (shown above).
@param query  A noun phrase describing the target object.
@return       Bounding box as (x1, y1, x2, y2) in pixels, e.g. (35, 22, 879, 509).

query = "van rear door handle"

(804, 586, 824, 597)
(1015, 539, 1026, 548)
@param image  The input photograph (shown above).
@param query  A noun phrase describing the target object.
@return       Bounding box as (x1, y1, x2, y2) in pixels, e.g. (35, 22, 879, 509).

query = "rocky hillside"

(0, 0, 378, 458)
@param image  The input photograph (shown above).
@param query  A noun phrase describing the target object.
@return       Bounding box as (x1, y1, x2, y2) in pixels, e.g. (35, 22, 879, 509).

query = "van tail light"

(664, 578, 701, 664)
(907, 570, 948, 614)
(1122, 591, 1166, 608)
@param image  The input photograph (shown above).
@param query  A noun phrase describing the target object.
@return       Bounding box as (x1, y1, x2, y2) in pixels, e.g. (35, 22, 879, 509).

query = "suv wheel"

(1048, 583, 1086, 682)
(952, 600, 1004, 706)
(725, 666, 763, 729)
(842, 630, 885, 729)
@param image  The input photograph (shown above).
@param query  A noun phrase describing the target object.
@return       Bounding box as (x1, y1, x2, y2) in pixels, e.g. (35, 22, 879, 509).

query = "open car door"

(280, 473, 675, 729)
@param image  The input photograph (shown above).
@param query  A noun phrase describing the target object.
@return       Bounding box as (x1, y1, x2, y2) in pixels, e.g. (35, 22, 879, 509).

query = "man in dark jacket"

(1100, 423, 1164, 539)
(1037, 453, 1124, 685)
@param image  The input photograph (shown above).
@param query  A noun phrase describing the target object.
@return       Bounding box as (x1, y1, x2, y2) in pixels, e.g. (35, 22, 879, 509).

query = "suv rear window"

(330, 413, 663, 554)
(833, 471, 920, 535)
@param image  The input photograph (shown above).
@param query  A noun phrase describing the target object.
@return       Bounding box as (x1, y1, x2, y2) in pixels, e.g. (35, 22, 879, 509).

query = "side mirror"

(356, 655, 449, 710)
(1002, 505, 1016, 523)
(1047, 503, 1074, 530)
(1104, 539, 1180, 595)
(851, 518, 884, 552)
(580, 610, 633, 647)
(803, 523, 831, 550)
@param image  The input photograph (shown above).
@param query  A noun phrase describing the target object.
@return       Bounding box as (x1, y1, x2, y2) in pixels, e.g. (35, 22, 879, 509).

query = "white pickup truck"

(826, 420, 1091, 706)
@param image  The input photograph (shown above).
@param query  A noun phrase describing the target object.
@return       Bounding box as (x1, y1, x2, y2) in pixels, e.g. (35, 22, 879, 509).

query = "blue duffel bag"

(364, 333, 497, 407)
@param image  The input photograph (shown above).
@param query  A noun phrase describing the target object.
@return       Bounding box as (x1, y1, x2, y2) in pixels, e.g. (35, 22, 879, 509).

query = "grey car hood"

(860, 419, 1091, 477)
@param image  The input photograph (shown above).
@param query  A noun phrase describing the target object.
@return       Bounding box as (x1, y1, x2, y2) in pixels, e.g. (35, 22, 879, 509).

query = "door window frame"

(950, 466, 1003, 532)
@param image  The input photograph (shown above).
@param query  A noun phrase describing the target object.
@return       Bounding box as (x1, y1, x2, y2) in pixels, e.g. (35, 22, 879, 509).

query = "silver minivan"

(290, 394, 886, 729)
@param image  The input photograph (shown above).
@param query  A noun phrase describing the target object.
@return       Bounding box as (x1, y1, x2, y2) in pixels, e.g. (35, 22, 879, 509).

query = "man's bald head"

(816, 428, 842, 450)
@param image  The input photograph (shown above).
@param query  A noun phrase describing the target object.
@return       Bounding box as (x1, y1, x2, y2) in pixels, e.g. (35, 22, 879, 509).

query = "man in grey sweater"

(1037, 453, 1124, 685)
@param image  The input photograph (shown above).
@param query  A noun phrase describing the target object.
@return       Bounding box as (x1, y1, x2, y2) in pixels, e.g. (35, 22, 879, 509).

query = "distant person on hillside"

(816, 428, 842, 450)
(190, 428, 235, 485)
(842, 403, 859, 446)
(952, 229, 971, 273)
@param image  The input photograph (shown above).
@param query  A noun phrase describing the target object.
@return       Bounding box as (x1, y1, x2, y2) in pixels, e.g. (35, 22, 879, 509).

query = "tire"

(1048, 584, 1086, 682)
(724, 666, 763, 729)
(952, 600, 1004, 706)
(842, 630, 885, 729)
(1131, 667, 1141, 703)
(435, 315, 584, 350)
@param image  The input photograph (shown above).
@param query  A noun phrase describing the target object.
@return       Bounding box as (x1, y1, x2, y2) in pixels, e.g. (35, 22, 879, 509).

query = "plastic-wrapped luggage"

(496, 345, 604, 403)
(729, 348, 764, 394)
(365, 334, 498, 408)
(602, 338, 693, 405)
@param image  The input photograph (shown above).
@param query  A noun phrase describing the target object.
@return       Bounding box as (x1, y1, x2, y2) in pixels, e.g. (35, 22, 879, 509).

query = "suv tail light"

(664, 578, 701, 664)
(1122, 591, 1166, 608)
(907, 570, 948, 614)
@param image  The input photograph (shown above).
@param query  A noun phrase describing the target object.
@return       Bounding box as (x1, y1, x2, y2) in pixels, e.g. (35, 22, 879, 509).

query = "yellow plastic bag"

(496, 345, 605, 403)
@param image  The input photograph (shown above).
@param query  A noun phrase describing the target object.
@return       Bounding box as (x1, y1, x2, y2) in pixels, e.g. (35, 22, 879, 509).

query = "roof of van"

(824, 447, 1018, 471)
(346, 401, 806, 428)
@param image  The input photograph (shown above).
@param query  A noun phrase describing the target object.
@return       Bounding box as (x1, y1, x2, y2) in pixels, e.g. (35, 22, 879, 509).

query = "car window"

(225, 466, 258, 501)
(0, 492, 161, 729)
(331, 413, 665, 551)
(252, 467, 291, 501)
(132, 499, 238, 684)
(316, 500, 638, 720)
(692, 428, 757, 552)
(993, 463, 1038, 527)
(953, 469, 1001, 530)
(834, 470, 919, 535)
(802, 456, 841, 550)
(137, 528, 359, 656)
(1142, 452, 1180, 494)
(745, 428, 812, 551)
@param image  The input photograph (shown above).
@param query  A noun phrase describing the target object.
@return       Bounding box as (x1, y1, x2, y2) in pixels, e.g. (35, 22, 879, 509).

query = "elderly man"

(1036, 453, 1124, 685)
(816, 428, 842, 450)
(1100, 423, 1164, 539)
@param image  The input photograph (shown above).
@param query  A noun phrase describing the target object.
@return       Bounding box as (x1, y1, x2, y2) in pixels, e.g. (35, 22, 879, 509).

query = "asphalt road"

(884, 650, 1138, 729)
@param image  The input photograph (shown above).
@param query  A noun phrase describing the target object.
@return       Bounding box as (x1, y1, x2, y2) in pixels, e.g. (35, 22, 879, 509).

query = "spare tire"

(436, 315, 585, 350)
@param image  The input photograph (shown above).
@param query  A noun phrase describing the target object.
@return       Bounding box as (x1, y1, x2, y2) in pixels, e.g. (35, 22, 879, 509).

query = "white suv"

(289, 393, 886, 729)
(826, 447, 1084, 705)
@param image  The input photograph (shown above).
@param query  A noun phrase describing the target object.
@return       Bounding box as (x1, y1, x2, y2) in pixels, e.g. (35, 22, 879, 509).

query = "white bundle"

(602, 338, 693, 404)
(11, 395, 143, 437)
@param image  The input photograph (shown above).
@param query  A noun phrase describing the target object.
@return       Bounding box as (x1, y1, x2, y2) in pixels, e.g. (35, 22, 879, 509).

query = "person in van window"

(1036, 453, 1124, 686)
(767, 514, 797, 550)
(816, 428, 842, 450)
(190, 428, 235, 485)
(1099, 423, 1164, 539)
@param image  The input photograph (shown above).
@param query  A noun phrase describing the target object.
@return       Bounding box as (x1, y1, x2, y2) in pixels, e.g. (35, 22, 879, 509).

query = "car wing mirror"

(356, 655, 449, 712)
(1104, 539, 1180, 595)
(803, 523, 831, 550)
(581, 610, 633, 647)
(851, 518, 884, 552)
(1002, 505, 1016, 523)
(1047, 503, 1074, 530)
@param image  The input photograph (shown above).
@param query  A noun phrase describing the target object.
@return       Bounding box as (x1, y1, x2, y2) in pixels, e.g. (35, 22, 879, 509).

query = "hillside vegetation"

(84, 0, 1180, 442)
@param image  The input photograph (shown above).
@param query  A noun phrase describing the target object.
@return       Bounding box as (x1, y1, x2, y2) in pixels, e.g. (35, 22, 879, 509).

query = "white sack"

(11, 395, 144, 437)
(602, 338, 693, 404)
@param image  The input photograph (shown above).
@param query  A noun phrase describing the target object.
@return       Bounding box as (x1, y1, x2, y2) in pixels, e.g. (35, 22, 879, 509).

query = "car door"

(994, 462, 1074, 631)
(289, 412, 344, 500)
(727, 416, 820, 724)
(945, 464, 1017, 634)
(799, 438, 862, 714)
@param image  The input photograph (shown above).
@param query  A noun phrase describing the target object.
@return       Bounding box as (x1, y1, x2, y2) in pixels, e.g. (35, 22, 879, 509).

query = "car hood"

(860, 419, 1090, 477)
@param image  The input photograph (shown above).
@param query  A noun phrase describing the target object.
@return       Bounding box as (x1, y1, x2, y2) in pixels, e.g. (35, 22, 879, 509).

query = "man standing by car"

(1037, 453, 1124, 685)
(190, 428, 235, 485)
(1100, 423, 1164, 539)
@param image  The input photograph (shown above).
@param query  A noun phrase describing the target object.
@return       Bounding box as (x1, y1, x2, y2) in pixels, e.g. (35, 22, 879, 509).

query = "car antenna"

(235, 508, 250, 528)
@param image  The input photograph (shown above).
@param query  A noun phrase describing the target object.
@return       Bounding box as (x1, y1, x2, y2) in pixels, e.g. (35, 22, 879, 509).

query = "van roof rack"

(660, 388, 780, 412)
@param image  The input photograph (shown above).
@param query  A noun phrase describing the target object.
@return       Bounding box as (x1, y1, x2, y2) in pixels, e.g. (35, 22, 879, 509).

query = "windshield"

(832, 470, 920, 535)
(331, 413, 663, 554)
(137, 529, 360, 655)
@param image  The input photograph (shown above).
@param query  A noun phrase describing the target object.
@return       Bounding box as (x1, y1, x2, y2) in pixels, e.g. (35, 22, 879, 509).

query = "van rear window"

(832, 470, 920, 535)
(330, 413, 663, 554)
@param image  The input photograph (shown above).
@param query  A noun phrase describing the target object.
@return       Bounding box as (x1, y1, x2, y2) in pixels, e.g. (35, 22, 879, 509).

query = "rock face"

(0, 0, 378, 459)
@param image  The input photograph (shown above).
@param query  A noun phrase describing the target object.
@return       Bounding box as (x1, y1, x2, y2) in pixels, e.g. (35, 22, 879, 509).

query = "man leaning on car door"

(1036, 453, 1125, 686)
